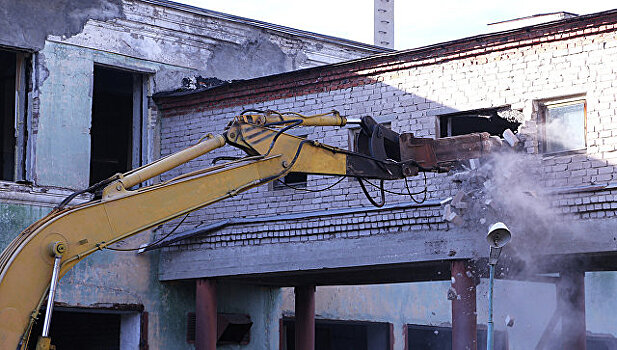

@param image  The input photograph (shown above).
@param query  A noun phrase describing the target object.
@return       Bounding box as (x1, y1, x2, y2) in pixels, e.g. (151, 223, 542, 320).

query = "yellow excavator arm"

(0, 110, 501, 349)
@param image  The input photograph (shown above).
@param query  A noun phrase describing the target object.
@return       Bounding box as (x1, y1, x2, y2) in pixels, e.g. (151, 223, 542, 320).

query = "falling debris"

(443, 204, 464, 225)
(502, 129, 520, 147)
(451, 191, 467, 209)
(505, 315, 515, 327)
(469, 158, 481, 170)
(447, 287, 457, 300)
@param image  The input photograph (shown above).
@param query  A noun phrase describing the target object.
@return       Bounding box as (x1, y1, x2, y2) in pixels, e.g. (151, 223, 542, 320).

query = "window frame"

(89, 64, 150, 187)
(539, 97, 587, 155)
(0, 48, 29, 183)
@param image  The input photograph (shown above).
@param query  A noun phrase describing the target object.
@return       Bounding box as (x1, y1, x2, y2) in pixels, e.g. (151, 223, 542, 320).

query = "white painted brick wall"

(160, 28, 617, 242)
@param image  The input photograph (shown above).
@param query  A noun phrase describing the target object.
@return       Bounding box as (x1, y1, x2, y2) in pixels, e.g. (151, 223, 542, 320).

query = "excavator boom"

(0, 110, 500, 349)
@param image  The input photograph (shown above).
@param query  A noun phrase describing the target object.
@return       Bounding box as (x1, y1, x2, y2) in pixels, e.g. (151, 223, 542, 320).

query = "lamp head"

(487, 222, 512, 248)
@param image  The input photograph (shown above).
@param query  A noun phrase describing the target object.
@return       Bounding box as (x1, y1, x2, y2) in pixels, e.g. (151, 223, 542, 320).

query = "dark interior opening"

(282, 318, 390, 350)
(28, 310, 121, 350)
(277, 172, 308, 188)
(439, 108, 520, 138)
(186, 312, 252, 345)
(407, 324, 507, 350)
(90, 66, 138, 185)
(0, 50, 16, 181)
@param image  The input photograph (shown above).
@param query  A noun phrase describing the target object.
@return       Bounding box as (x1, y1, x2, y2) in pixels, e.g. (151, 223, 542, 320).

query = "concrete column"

(451, 260, 477, 350)
(196, 279, 217, 350)
(295, 285, 315, 350)
(557, 271, 586, 350)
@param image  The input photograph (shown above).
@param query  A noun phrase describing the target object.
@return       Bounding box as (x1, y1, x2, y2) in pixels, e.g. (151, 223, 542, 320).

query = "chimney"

(374, 0, 394, 49)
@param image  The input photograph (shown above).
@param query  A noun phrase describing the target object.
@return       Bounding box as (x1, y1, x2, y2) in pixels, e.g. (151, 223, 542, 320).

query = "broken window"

(281, 318, 391, 350)
(0, 49, 28, 182)
(90, 66, 146, 185)
(438, 107, 520, 138)
(540, 99, 586, 153)
(407, 324, 507, 349)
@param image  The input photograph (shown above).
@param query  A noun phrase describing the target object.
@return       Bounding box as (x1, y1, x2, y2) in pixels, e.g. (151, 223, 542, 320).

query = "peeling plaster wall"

(0, 0, 124, 51)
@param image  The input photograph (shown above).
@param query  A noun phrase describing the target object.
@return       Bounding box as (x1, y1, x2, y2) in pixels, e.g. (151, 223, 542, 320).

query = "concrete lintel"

(158, 228, 484, 281)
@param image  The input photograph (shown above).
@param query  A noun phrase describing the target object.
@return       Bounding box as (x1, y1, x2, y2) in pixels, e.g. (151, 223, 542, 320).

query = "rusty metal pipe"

(295, 285, 315, 350)
(451, 260, 477, 350)
(196, 279, 217, 350)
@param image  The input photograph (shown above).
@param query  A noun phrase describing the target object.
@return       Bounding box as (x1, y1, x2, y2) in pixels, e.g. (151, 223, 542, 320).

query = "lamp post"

(486, 222, 512, 350)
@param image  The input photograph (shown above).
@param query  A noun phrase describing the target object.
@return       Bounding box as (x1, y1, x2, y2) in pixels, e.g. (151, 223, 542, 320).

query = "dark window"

(0, 50, 16, 181)
(28, 310, 121, 350)
(186, 312, 252, 345)
(90, 66, 144, 185)
(282, 318, 391, 350)
(407, 324, 507, 350)
(540, 99, 586, 153)
(438, 108, 520, 138)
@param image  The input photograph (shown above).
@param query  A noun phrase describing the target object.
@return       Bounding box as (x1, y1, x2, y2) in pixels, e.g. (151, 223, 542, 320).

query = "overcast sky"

(175, 0, 616, 50)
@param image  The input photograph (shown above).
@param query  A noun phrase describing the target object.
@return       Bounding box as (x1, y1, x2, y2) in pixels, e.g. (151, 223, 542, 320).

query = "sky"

(173, 0, 616, 50)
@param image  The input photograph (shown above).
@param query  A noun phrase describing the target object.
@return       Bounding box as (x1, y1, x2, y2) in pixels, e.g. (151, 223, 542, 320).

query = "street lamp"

(486, 222, 512, 350)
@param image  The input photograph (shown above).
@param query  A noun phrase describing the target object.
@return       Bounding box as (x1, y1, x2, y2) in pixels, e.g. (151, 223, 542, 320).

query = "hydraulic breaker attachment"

(399, 132, 502, 171)
(353, 116, 502, 175)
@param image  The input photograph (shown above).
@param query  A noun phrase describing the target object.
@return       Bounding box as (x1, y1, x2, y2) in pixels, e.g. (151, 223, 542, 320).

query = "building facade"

(154, 9, 617, 350)
(0, 1, 386, 348)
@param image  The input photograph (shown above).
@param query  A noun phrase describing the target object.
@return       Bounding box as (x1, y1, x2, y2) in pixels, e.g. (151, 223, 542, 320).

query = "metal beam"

(295, 285, 315, 350)
(195, 279, 217, 350)
(451, 260, 477, 350)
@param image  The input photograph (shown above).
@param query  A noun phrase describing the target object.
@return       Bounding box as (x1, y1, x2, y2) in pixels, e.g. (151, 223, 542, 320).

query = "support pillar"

(295, 285, 315, 350)
(451, 260, 477, 350)
(196, 279, 217, 350)
(557, 271, 586, 350)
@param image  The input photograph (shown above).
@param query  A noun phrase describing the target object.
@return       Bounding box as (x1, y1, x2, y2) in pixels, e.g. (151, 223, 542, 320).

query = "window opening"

(407, 324, 507, 350)
(27, 310, 121, 350)
(0, 50, 16, 181)
(90, 66, 144, 185)
(541, 99, 586, 153)
(438, 107, 520, 138)
(281, 318, 391, 350)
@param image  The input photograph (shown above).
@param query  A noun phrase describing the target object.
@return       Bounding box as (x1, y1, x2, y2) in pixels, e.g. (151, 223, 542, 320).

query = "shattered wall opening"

(90, 66, 144, 185)
(0, 50, 16, 181)
(439, 107, 521, 138)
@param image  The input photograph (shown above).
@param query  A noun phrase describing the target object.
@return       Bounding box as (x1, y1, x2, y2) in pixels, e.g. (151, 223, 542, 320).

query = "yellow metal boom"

(0, 110, 500, 349)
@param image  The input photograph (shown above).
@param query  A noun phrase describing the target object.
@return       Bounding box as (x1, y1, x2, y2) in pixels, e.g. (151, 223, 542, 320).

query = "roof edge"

(137, 0, 393, 53)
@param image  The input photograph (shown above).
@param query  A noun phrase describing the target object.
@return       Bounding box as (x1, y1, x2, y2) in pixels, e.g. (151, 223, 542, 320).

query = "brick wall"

(156, 10, 617, 249)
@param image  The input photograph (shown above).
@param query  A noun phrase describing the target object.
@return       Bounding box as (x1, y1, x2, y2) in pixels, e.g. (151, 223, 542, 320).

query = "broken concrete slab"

(503, 129, 520, 147)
